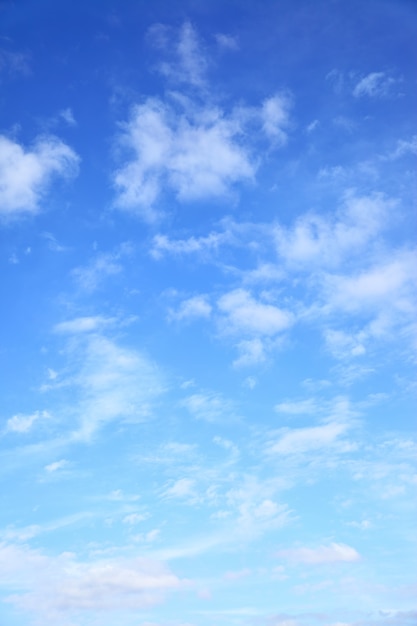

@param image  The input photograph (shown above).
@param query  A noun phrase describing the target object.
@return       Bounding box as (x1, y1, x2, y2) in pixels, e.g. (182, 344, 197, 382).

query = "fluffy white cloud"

(113, 98, 255, 218)
(114, 24, 292, 219)
(218, 289, 293, 336)
(278, 542, 360, 564)
(0, 134, 79, 217)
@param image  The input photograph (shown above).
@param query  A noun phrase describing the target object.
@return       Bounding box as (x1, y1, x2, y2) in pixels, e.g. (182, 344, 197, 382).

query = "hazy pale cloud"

(0, 543, 185, 618)
(261, 93, 292, 145)
(182, 391, 236, 422)
(278, 542, 360, 564)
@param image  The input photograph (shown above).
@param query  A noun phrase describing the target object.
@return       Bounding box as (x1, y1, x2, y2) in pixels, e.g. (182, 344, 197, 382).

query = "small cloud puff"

(0, 134, 79, 217)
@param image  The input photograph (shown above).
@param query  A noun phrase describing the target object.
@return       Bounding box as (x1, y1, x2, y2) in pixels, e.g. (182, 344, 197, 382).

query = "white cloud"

(242, 262, 285, 284)
(113, 98, 255, 219)
(150, 230, 231, 259)
(268, 421, 349, 455)
(225, 476, 293, 537)
(323, 249, 417, 314)
(353, 72, 397, 98)
(44, 459, 68, 472)
(169, 295, 212, 321)
(274, 192, 393, 269)
(114, 25, 292, 219)
(182, 391, 236, 423)
(0, 134, 79, 217)
(54, 316, 116, 334)
(218, 289, 293, 336)
(278, 542, 360, 564)
(162, 478, 197, 500)
(261, 93, 291, 145)
(5, 410, 50, 434)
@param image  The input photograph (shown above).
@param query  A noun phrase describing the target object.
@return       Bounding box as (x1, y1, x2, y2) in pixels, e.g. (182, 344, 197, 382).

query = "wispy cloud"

(71, 242, 132, 291)
(71, 335, 165, 440)
(353, 71, 398, 98)
(5, 410, 50, 434)
(278, 542, 360, 564)
(169, 295, 212, 321)
(147, 21, 208, 89)
(54, 316, 117, 334)
(182, 391, 236, 423)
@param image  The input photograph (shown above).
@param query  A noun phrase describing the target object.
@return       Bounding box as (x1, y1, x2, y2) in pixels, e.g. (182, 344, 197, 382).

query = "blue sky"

(0, 1, 416, 625)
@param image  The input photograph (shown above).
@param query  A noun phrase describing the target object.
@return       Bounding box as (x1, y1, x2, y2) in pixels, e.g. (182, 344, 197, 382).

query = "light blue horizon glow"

(0, 1, 416, 625)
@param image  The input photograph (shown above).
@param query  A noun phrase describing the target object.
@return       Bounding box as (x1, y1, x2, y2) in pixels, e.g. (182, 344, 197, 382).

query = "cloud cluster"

(113, 23, 291, 219)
